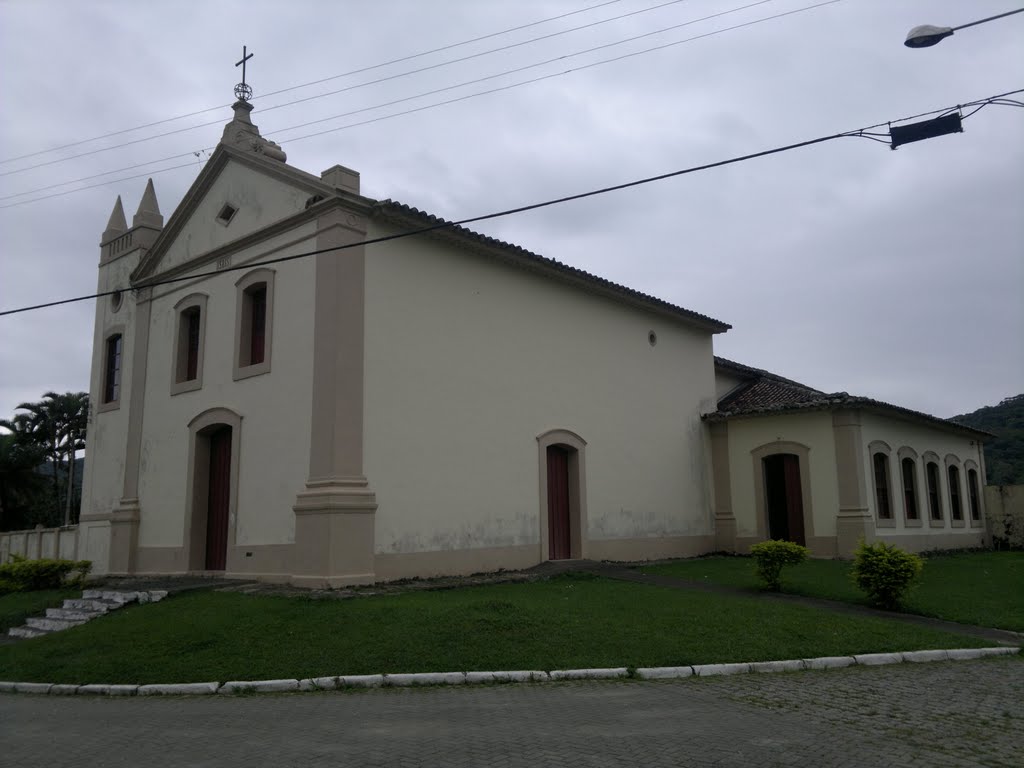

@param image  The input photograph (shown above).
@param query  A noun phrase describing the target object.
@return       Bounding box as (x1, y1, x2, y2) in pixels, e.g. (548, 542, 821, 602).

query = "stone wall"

(0, 525, 79, 564)
(985, 484, 1024, 549)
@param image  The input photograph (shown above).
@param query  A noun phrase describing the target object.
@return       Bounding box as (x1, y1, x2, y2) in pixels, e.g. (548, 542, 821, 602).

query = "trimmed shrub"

(749, 540, 809, 591)
(851, 541, 923, 609)
(0, 554, 92, 595)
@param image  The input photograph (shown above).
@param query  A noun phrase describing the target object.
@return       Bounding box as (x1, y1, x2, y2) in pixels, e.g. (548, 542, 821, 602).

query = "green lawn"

(0, 589, 78, 634)
(642, 551, 1024, 631)
(0, 575, 999, 685)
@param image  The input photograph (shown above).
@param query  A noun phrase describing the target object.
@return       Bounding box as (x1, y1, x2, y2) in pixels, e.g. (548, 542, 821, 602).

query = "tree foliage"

(952, 394, 1024, 485)
(0, 391, 89, 531)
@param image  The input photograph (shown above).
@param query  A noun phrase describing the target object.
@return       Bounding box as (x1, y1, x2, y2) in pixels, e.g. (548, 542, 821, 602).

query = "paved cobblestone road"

(2, 657, 1021, 767)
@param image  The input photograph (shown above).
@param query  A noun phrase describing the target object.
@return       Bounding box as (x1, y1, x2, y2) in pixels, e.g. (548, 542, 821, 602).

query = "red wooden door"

(205, 428, 231, 570)
(547, 445, 571, 560)
(782, 454, 806, 547)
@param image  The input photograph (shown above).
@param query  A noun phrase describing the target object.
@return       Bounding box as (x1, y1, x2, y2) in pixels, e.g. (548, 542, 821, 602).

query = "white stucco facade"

(363, 223, 718, 573)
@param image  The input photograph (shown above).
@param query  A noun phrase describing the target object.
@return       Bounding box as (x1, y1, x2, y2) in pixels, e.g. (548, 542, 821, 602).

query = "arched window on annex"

(750, 441, 814, 547)
(964, 459, 983, 527)
(234, 268, 275, 381)
(922, 451, 945, 528)
(897, 446, 922, 527)
(868, 441, 895, 528)
(171, 293, 209, 395)
(945, 454, 965, 528)
(536, 429, 588, 562)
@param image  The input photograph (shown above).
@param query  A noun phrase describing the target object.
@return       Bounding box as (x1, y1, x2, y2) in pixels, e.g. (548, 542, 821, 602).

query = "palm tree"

(42, 391, 89, 525)
(8, 400, 62, 524)
(2, 392, 90, 528)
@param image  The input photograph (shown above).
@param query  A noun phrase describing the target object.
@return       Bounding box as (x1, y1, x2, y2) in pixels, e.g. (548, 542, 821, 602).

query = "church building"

(77, 87, 989, 586)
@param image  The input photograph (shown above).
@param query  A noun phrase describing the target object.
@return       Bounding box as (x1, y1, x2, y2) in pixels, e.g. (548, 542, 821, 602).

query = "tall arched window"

(947, 464, 963, 522)
(868, 441, 894, 527)
(234, 269, 275, 380)
(901, 457, 919, 521)
(967, 466, 981, 522)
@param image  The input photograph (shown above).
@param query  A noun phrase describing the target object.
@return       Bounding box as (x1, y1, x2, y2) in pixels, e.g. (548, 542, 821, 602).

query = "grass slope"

(643, 552, 1024, 631)
(0, 575, 994, 685)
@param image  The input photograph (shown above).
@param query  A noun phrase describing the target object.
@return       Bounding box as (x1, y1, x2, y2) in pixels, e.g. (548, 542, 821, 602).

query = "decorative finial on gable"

(234, 45, 254, 103)
(219, 46, 287, 163)
(102, 195, 127, 242)
(133, 179, 164, 229)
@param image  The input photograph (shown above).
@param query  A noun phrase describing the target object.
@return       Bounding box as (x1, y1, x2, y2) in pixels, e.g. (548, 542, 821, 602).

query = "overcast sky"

(1, 0, 1021, 423)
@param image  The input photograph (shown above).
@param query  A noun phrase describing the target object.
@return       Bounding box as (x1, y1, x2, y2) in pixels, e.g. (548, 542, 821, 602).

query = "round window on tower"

(110, 290, 123, 313)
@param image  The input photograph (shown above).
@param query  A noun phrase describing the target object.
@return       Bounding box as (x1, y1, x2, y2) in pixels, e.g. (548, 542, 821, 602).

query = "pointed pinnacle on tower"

(102, 196, 128, 242)
(133, 179, 164, 229)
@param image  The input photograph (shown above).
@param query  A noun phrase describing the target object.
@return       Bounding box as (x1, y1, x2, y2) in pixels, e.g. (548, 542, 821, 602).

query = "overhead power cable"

(2, 86, 1019, 319)
(0, 0, 832, 208)
(0, 0, 626, 165)
(0, 0, 699, 176)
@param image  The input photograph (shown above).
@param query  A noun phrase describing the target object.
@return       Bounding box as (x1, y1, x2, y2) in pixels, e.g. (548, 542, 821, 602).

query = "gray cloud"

(1, 0, 1022, 422)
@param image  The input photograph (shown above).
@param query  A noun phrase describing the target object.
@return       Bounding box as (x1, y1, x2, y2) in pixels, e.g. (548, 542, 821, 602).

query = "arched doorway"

(186, 408, 242, 572)
(547, 445, 572, 559)
(762, 453, 806, 545)
(204, 426, 232, 570)
(537, 429, 588, 561)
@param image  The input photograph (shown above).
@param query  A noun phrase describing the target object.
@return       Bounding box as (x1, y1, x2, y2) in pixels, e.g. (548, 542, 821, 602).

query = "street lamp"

(905, 7, 1024, 48)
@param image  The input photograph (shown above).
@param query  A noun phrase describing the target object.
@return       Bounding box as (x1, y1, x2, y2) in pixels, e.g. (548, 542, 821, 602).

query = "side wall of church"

(362, 223, 720, 577)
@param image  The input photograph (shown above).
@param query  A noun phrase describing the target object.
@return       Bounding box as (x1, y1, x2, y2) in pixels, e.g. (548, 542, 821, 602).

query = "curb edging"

(0, 646, 1018, 697)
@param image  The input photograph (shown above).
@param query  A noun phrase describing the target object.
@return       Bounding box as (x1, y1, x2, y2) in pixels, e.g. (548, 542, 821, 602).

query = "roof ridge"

(375, 199, 731, 333)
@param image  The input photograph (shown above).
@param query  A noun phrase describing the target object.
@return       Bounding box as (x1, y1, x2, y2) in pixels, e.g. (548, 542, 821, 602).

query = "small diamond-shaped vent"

(216, 203, 238, 226)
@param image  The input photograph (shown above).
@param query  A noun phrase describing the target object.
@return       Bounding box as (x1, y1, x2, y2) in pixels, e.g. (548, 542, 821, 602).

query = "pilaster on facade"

(292, 477, 378, 587)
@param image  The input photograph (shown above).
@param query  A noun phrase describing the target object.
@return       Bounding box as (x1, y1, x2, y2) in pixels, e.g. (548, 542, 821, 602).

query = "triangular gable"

(132, 145, 333, 283)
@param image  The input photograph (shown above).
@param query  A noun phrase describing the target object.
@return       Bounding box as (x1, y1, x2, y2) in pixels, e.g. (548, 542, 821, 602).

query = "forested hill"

(952, 394, 1024, 485)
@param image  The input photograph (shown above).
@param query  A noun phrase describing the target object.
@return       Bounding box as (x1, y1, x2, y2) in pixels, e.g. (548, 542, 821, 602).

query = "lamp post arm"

(952, 7, 1024, 32)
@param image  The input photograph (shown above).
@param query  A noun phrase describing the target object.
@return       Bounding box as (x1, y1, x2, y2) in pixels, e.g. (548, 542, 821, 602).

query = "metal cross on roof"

(234, 45, 254, 102)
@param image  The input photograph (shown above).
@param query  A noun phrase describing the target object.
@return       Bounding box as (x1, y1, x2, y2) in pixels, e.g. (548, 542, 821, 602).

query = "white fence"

(0, 525, 80, 565)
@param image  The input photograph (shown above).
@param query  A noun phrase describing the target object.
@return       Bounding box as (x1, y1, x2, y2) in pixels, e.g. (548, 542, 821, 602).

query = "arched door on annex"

(762, 453, 806, 546)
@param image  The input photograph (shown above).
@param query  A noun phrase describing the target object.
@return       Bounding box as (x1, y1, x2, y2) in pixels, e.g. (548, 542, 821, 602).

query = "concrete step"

(46, 607, 104, 621)
(91, 590, 140, 604)
(25, 616, 88, 632)
(8, 625, 49, 639)
(63, 598, 119, 613)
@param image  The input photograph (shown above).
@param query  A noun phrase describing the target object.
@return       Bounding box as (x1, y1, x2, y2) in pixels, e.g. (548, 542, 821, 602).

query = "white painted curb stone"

(339, 675, 384, 688)
(635, 666, 694, 680)
(385, 672, 466, 687)
(14, 682, 51, 694)
(49, 684, 79, 695)
(803, 656, 856, 670)
(298, 677, 339, 691)
(220, 679, 299, 694)
(750, 659, 805, 673)
(854, 653, 903, 666)
(549, 668, 628, 681)
(901, 650, 949, 663)
(693, 663, 751, 677)
(138, 682, 219, 696)
(77, 684, 138, 695)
